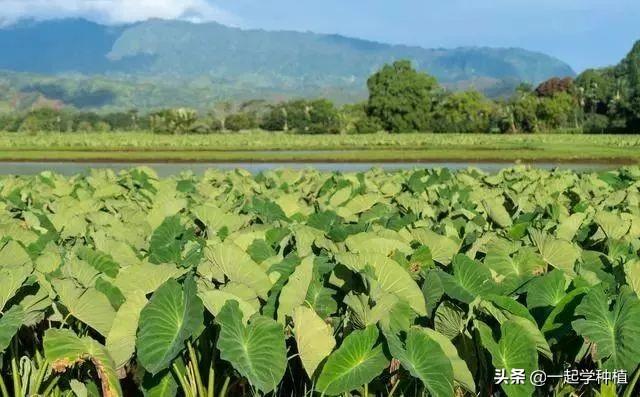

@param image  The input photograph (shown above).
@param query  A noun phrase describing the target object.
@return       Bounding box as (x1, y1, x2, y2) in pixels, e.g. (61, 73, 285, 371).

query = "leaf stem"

(623, 366, 640, 397)
(219, 376, 230, 397)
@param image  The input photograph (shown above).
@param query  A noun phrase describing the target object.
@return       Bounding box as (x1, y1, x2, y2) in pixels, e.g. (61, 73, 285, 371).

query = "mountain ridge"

(0, 18, 575, 110)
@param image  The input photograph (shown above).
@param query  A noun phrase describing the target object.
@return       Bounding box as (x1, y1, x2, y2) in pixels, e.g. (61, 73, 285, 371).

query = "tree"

(575, 68, 618, 114)
(302, 99, 341, 134)
(431, 91, 494, 133)
(621, 40, 640, 129)
(366, 60, 439, 132)
(536, 92, 579, 130)
(261, 105, 287, 131)
(510, 92, 539, 132)
(260, 99, 340, 134)
(149, 108, 199, 134)
(535, 77, 574, 98)
(225, 113, 258, 132)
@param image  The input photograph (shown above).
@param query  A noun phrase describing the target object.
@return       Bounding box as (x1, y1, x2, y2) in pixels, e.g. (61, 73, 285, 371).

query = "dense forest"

(1, 40, 638, 135)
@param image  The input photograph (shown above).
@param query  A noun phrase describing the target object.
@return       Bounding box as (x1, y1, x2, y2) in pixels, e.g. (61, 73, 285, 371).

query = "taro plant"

(1, 166, 640, 396)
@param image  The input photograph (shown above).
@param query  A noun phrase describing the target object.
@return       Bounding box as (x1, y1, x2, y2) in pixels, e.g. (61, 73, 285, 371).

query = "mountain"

(0, 18, 575, 111)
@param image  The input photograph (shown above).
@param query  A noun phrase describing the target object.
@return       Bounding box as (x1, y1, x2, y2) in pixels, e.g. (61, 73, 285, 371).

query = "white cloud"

(0, 0, 239, 26)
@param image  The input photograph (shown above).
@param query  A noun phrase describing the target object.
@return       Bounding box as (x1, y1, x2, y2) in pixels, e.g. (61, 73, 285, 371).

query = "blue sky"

(1, 0, 639, 71)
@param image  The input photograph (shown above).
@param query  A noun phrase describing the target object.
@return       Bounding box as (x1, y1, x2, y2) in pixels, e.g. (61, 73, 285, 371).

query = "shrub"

(225, 113, 258, 132)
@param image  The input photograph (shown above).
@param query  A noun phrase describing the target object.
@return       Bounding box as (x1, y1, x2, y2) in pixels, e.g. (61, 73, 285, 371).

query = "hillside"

(0, 18, 575, 111)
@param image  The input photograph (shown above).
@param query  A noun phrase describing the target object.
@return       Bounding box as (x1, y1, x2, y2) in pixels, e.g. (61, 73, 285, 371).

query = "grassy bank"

(1, 131, 640, 163)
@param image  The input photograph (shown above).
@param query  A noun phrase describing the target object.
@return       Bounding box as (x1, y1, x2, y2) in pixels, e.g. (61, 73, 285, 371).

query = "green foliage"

(2, 163, 640, 396)
(366, 60, 440, 132)
(431, 90, 495, 133)
(224, 112, 258, 132)
(261, 99, 341, 134)
(150, 108, 199, 134)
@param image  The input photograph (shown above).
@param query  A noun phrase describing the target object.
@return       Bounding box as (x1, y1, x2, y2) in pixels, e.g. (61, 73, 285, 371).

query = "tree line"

(2, 41, 639, 135)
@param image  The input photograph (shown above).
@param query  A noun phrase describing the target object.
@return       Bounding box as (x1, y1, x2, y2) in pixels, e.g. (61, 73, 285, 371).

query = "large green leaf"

(423, 328, 475, 394)
(137, 277, 204, 375)
(482, 197, 513, 228)
(44, 328, 123, 397)
(114, 262, 185, 297)
(366, 254, 427, 316)
(530, 229, 578, 276)
(53, 279, 116, 336)
(624, 259, 640, 296)
(77, 247, 120, 278)
(316, 326, 388, 396)
(438, 254, 495, 304)
(0, 305, 24, 353)
(106, 293, 148, 369)
(149, 215, 186, 264)
(205, 242, 272, 299)
(216, 300, 287, 394)
(143, 370, 178, 397)
(293, 305, 336, 379)
(476, 320, 538, 397)
(526, 269, 567, 309)
(0, 265, 32, 311)
(572, 286, 640, 372)
(199, 289, 257, 322)
(384, 326, 454, 397)
(412, 229, 460, 266)
(277, 256, 314, 321)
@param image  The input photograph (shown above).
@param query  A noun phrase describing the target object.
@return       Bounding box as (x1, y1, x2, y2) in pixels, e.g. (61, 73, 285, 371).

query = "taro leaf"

(526, 270, 567, 309)
(199, 289, 257, 322)
(476, 320, 538, 397)
(366, 254, 427, 316)
(423, 328, 475, 394)
(434, 301, 465, 340)
(277, 256, 314, 321)
(412, 229, 459, 266)
(77, 247, 119, 278)
(316, 326, 388, 396)
(623, 260, 640, 296)
(95, 278, 126, 310)
(293, 306, 336, 379)
(383, 326, 454, 397)
(246, 239, 276, 263)
(62, 257, 100, 288)
(595, 212, 631, 240)
(556, 213, 586, 241)
(482, 296, 552, 360)
(106, 293, 148, 369)
(367, 291, 416, 332)
(248, 197, 288, 223)
(44, 328, 123, 397)
(149, 216, 185, 265)
(143, 369, 178, 397)
(137, 277, 203, 375)
(484, 248, 544, 293)
(205, 242, 272, 299)
(114, 262, 186, 297)
(306, 279, 337, 318)
(0, 305, 24, 353)
(422, 270, 444, 317)
(345, 233, 412, 256)
(52, 279, 116, 336)
(216, 300, 287, 394)
(482, 197, 513, 228)
(572, 286, 640, 372)
(0, 265, 32, 311)
(438, 254, 495, 304)
(541, 287, 590, 336)
(0, 240, 32, 268)
(529, 229, 578, 276)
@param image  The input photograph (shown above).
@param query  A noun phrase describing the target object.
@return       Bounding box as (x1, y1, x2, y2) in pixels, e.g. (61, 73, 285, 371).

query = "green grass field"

(1, 131, 640, 163)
